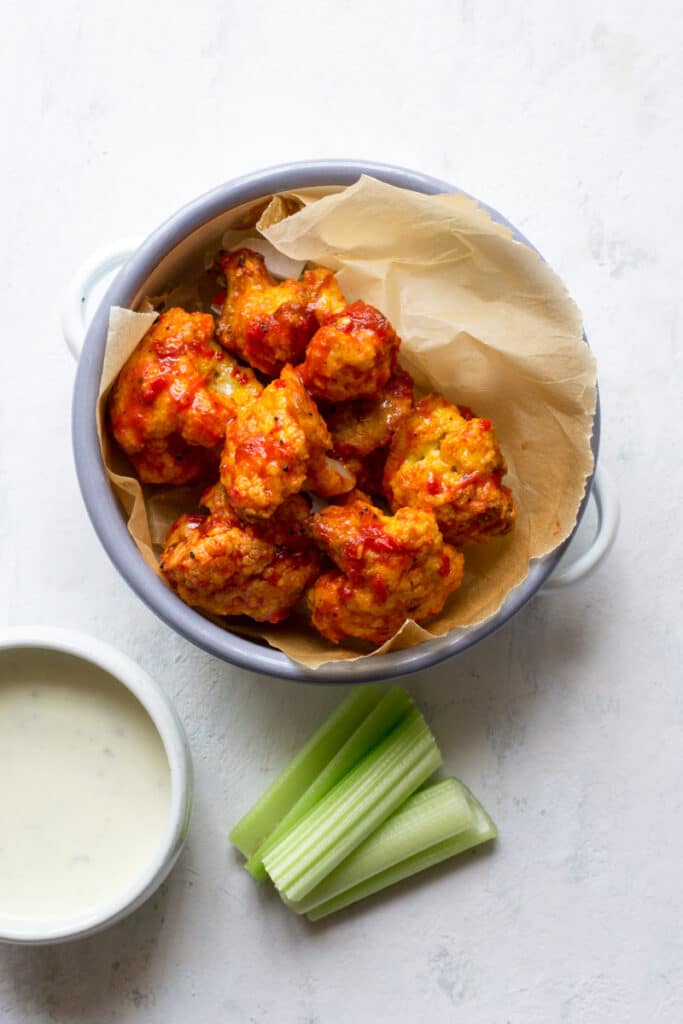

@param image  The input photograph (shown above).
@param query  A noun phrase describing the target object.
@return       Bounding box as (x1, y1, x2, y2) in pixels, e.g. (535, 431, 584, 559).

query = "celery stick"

(263, 709, 442, 902)
(229, 685, 382, 857)
(287, 778, 473, 915)
(306, 785, 497, 920)
(246, 687, 413, 880)
(264, 710, 438, 886)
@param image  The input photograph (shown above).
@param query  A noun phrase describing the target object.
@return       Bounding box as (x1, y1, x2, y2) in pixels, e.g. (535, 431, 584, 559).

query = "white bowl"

(0, 626, 193, 944)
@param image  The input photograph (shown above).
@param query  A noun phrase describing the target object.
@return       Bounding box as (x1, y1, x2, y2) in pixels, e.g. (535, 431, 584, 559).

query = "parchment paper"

(97, 176, 597, 668)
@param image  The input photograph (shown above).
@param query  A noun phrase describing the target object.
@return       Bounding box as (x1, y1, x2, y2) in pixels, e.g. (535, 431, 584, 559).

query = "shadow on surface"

(404, 580, 600, 763)
(208, 570, 603, 823)
(306, 840, 499, 931)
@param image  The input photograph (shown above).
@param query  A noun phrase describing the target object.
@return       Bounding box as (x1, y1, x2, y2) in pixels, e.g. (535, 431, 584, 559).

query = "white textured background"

(1, 1, 682, 1020)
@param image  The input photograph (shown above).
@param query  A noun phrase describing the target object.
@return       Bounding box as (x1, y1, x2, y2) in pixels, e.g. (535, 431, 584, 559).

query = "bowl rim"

(0, 625, 193, 944)
(72, 159, 599, 683)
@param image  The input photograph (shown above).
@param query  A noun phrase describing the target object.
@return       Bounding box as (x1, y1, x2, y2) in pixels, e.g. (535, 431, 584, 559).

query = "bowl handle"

(60, 239, 141, 361)
(541, 466, 619, 591)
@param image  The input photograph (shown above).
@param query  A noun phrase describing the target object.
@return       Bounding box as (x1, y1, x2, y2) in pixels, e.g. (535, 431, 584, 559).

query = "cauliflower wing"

(160, 487, 320, 622)
(336, 447, 389, 499)
(299, 301, 401, 402)
(307, 492, 464, 645)
(383, 394, 516, 546)
(220, 364, 332, 519)
(216, 248, 345, 376)
(305, 453, 357, 499)
(304, 370, 413, 498)
(305, 449, 391, 501)
(109, 308, 261, 484)
(323, 369, 414, 458)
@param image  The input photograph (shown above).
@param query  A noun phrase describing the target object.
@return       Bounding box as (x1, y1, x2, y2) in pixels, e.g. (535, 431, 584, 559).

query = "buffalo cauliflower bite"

(160, 485, 320, 622)
(383, 394, 516, 546)
(339, 447, 390, 499)
(109, 308, 262, 484)
(220, 364, 332, 519)
(324, 369, 414, 458)
(308, 446, 392, 501)
(306, 492, 464, 645)
(305, 370, 414, 498)
(299, 301, 401, 403)
(305, 453, 357, 499)
(217, 248, 346, 376)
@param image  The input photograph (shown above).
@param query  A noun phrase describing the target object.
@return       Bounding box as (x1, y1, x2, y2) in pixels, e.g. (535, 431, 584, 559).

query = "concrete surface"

(1, 1, 681, 1020)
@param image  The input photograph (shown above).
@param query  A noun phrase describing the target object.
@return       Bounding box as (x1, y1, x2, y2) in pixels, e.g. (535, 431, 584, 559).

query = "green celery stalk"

(229, 685, 382, 858)
(263, 708, 442, 902)
(287, 778, 473, 915)
(246, 687, 413, 880)
(306, 783, 497, 920)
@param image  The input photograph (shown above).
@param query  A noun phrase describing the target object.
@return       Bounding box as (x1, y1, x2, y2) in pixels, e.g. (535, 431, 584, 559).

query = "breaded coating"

(109, 308, 262, 484)
(324, 369, 414, 458)
(220, 364, 332, 519)
(299, 301, 401, 403)
(383, 394, 516, 546)
(307, 492, 464, 645)
(160, 487, 320, 623)
(217, 248, 346, 376)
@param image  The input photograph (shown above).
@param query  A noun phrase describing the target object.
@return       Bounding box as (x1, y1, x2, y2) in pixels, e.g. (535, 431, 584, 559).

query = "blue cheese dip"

(0, 648, 171, 923)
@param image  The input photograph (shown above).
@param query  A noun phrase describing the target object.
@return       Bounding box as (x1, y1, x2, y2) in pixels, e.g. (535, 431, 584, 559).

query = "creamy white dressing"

(0, 649, 171, 923)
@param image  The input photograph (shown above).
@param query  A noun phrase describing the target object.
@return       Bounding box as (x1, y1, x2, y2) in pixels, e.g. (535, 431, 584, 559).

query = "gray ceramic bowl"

(71, 160, 603, 682)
